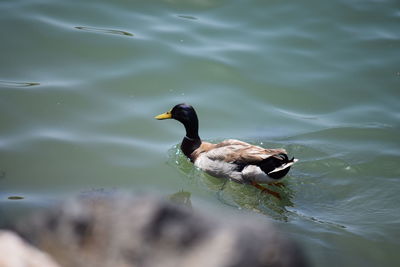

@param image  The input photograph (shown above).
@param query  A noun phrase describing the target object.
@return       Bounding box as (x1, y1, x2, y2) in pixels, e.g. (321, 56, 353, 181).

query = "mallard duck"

(155, 103, 297, 199)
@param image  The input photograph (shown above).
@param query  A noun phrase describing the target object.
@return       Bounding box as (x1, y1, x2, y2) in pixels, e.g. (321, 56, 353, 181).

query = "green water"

(1, 0, 399, 265)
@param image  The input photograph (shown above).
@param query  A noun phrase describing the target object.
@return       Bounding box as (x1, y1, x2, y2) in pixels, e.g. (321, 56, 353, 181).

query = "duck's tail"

(257, 154, 298, 179)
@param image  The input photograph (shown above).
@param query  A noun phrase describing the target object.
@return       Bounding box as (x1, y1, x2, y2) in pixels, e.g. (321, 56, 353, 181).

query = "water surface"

(1, 0, 399, 266)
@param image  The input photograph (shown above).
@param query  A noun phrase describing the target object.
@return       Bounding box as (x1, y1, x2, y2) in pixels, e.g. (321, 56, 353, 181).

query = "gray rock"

(14, 195, 307, 267)
(0, 230, 60, 267)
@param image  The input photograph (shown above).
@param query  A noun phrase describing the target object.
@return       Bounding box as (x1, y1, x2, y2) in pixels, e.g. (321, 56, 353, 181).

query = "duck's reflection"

(168, 190, 192, 209)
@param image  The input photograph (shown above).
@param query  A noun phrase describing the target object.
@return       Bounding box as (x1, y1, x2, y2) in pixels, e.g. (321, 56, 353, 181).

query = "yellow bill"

(155, 111, 172, 120)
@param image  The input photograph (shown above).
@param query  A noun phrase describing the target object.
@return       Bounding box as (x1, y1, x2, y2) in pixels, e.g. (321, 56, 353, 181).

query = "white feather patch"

(194, 153, 243, 183)
(268, 158, 298, 174)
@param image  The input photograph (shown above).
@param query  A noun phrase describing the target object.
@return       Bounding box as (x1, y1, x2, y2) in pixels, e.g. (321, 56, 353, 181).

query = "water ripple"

(176, 15, 198, 20)
(0, 80, 40, 88)
(75, 26, 134, 37)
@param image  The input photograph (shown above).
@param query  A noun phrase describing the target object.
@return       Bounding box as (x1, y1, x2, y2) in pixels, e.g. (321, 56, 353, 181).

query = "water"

(0, 0, 399, 265)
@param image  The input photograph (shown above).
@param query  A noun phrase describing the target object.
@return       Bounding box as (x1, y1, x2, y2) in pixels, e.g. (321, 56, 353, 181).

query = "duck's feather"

(191, 139, 296, 184)
(191, 139, 286, 162)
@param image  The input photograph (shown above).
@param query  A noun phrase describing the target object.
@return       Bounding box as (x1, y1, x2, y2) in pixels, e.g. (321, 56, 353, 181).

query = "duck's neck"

(181, 136, 201, 160)
(180, 118, 201, 159)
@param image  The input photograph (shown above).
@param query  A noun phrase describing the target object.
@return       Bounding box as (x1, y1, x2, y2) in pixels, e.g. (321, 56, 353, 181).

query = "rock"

(14, 194, 307, 267)
(0, 230, 60, 267)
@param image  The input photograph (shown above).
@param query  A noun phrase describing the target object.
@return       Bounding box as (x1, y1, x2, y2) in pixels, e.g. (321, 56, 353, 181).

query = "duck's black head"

(155, 103, 199, 139)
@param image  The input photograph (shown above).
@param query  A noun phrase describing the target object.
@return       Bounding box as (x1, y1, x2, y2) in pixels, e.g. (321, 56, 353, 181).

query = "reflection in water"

(169, 190, 192, 208)
(75, 26, 134, 37)
(167, 145, 294, 220)
(0, 80, 40, 88)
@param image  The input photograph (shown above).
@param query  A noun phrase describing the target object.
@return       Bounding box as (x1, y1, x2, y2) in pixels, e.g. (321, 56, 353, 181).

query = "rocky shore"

(1, 194, 308, 267)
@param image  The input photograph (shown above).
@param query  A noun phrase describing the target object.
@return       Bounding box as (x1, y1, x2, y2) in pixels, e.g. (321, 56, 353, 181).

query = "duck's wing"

(205, 139, 287, 164)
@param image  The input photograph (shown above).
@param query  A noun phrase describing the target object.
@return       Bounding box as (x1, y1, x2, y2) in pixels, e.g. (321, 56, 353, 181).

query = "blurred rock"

(13, 195, 307, 267)
(0, 230, 60, 267)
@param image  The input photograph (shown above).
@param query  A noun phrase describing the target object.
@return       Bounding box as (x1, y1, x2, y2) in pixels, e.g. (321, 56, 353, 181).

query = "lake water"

(0, 0, 399, 266)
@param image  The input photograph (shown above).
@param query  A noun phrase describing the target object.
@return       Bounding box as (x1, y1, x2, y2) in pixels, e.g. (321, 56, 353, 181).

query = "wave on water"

(75, 26, 134, 37)
(0, 80, 40, 88)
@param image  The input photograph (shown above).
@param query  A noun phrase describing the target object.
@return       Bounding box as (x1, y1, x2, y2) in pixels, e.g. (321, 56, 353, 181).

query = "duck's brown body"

(184, 138, 296, 184)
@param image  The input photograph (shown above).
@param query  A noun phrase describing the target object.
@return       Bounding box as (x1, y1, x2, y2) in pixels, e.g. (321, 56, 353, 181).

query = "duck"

(155, 103, 297, 199)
